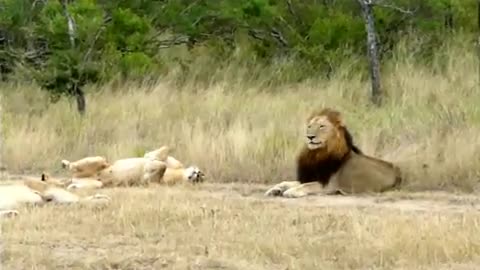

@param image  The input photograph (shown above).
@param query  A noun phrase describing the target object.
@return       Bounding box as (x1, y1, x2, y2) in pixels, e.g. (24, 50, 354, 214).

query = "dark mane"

(296, 126, 362, 186)
(343, 127, 362, 154)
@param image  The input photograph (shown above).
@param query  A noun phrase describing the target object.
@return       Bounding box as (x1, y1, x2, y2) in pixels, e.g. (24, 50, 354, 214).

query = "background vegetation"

(2, 0, 480, 191)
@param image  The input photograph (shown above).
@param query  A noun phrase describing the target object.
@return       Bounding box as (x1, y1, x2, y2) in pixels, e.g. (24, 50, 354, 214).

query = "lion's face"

(185, 166, 205, 184)
(40, 172, 69, 188)
(305, 115, 337, 150)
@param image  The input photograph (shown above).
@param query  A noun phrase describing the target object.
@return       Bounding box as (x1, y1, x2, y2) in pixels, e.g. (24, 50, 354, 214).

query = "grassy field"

(1, 40, 480, 269)
(2, 41, 480, 191)
(1, 182, 480, 270)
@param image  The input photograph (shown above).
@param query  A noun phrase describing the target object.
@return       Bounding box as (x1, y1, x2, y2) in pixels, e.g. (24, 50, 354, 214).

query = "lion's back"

(334, 152, 401, 193)
(0, 185, 43, 210)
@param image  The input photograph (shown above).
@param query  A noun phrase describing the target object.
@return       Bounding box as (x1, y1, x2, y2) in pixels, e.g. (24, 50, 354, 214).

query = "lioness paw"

(264, 187, 284, 197)
(0, 210, 19, 218)
(282, 188, 307, 198)
(61, 160, 70, 169)
(92, 194, 111, 201)
(66, 183, 79, 190)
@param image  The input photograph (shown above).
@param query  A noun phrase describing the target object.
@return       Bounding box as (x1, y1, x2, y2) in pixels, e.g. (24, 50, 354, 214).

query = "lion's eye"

(319, 125, 326, 129)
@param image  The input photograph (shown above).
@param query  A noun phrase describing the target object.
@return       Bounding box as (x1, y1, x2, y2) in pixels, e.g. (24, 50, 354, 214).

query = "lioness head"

(40, 172, 69, 187)
(305, 108, 345, 150)
(184, 166, 205, 184)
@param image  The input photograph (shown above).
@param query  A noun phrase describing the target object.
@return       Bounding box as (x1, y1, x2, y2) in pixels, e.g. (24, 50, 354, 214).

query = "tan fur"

(144, 146, 185, 169)
(65, 162, 205, 189)
(94, 158, 168, 187)
(61, 145, 205, 189)
(0, 173, 111, 217)
(61, 156, 109, 178)
(162, 166, 206, 185)
(66, 177, 104, 190)
(265, 108, 402, 198)
(143, 146, 170, 161)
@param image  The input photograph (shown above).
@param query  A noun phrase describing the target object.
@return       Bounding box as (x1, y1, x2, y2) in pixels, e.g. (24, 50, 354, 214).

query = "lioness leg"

(61, 156, 109, 178)
(282, 182, 324, 198)
(142, 160, 167, 185)
(282, 181, 347, 198)
(264, 181, 301, 197)
(81, 194, 111, 204)
(66, 178, 104, 190)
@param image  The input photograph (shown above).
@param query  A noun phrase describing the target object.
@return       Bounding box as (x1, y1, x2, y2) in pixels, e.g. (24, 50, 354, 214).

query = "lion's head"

(184, 166, 205, 184)
(304, 108, 362, 154)
(297, 108, 362, 185)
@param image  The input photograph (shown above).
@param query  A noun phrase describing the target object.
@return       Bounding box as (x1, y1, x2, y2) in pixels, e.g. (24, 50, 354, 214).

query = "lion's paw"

(66, 183, 79, 190)
(264, 187, 284, 197)
(0, 210, 19, 218)
(92, 194, 111, 201)
(282, 188, 307, 198)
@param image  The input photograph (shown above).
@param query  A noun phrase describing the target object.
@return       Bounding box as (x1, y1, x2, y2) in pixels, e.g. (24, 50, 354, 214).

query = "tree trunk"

(360, 1, 382, 106)
(74, 85, 86, 115)
(60, 0, 85, 115)
(61, 0, 76, 48)
(478, 0, 480, 86)
(0, 95, 5, 177)
(444, 2, 453, 29)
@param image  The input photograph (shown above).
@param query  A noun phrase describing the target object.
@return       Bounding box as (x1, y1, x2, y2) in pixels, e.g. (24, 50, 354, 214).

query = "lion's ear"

(336, 114, 345, 127)
(329, 110, 345, 127)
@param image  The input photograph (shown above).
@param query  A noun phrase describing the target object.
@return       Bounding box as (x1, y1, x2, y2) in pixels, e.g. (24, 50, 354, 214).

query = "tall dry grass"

(2, 37, 480, 192)
(2, 185, 480, 269)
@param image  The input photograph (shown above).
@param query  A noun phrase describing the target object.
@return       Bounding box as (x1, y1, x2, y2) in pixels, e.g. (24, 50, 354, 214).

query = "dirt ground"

(1, 173, 480, 270)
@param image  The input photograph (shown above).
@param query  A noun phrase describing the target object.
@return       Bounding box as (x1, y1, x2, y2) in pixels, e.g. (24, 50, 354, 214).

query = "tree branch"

(372, 0, 417, 14)
(59, 0, 76, 48)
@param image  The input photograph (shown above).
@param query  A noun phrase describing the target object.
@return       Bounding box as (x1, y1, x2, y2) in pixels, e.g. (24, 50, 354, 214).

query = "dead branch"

(270, 28, 289, 47)
(59, 0, 76, 48)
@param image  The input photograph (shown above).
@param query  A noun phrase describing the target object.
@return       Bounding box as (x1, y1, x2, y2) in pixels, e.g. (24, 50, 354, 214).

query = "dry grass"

(1, 183, 480, 270)
(2, 39, 480, 192)
(2, 38, 480, 269)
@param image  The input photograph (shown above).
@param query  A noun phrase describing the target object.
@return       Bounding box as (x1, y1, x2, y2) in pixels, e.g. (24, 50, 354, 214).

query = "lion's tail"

(392, 165, 403, 189)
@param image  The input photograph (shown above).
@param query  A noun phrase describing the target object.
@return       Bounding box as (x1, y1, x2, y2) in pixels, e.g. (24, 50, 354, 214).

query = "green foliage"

(0, 0, 476, 100)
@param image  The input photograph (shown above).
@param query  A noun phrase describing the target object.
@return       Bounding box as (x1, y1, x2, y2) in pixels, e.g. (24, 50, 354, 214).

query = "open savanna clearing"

(1, 174, 480, 270)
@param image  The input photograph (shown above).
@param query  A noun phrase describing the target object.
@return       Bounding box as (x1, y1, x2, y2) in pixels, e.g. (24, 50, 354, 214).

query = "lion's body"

(162, 167, 205, 185)
(61, 156, 110, 178)
(62, 146, 205, 189)
(265, 108, 402, 198)
(96, 157, 167, 187)
(66, 177, 104, 190)
(0, 174, 111, 218)
(144, 146, 185, 169)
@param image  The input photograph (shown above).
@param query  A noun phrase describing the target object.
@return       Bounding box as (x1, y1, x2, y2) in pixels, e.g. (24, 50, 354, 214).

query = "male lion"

(0, 173, 111, 218)
(264, 108, 402, 198)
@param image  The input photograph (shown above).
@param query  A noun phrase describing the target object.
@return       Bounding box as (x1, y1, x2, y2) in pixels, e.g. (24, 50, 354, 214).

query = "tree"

(356, 0, 415, 106)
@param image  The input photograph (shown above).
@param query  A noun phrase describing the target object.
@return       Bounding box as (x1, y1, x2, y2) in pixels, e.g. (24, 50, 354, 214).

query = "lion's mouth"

(308, 141, 323, 147)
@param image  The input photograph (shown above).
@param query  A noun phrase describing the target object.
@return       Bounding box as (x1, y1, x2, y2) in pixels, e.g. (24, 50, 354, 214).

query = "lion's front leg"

(264, 181, 301, 197)
(282, 181, 348, 198)
(282, 182, 324, 198)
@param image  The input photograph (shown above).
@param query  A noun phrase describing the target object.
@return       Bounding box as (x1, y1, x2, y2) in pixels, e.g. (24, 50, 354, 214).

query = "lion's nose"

(307, 135, 315, 140)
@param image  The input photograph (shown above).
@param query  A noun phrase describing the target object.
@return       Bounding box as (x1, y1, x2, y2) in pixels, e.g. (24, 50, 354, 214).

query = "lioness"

(0, 173, 111, 218)
(62, 146, 205, 189)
